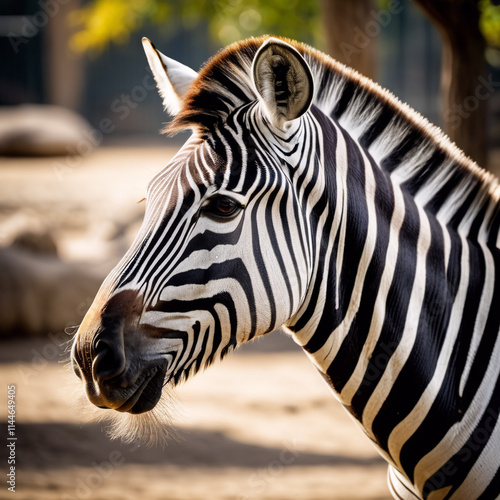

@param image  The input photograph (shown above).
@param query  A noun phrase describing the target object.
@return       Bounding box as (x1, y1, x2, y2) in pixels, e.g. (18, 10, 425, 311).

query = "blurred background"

(0, 1, 499, 499)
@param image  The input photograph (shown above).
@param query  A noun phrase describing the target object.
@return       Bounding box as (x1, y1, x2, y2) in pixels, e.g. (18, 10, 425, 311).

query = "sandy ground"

(1, 145, 499, 500)
(0, 335, 390, 500)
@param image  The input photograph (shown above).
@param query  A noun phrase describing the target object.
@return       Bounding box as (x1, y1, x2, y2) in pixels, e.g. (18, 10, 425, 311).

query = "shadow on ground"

(13, 421, 384, 470)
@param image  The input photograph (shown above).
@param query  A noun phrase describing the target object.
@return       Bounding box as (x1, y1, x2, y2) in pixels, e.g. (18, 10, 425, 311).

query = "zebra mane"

(168, 35, 500, 220)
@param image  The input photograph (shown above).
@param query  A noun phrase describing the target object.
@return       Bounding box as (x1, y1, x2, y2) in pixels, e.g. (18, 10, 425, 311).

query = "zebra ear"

(142, 37, 198, 116)
(252, 38, 314, 130)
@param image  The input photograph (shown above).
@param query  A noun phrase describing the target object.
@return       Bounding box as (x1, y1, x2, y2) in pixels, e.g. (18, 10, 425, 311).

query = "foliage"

(479, 0, 500, 47)
(69, 0, 321, 54)
(69, 0, 161, 53)
(70, 0, 500, 54)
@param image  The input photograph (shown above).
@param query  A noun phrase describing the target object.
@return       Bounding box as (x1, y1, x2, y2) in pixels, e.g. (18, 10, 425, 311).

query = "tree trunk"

(415, 0, 488, 167)
(45, 0, 85, 111)
(320, 0, 379, 80)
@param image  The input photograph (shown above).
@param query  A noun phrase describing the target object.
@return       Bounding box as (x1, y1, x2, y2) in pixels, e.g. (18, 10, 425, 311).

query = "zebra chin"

(85, 361, 169, 415)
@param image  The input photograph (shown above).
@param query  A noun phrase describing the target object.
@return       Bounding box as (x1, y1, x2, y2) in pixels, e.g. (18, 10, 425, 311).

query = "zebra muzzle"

(72, 289, 169, 414)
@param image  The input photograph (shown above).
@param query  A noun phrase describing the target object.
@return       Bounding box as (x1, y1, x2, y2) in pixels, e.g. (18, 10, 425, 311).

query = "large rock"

(0, 246, 101, 337)
(0, 105, 93, 157)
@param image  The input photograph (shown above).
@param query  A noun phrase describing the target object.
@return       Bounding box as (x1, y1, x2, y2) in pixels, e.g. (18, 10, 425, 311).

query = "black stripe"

(401, 150, 447, 197)
(370, 195, 420, 451)
(422, 376, 500, 498)
(359, 105, 393, 149)
(328, 164, 394, 395)
(381, 127, 423, 173)
(331, 79, 357, 119)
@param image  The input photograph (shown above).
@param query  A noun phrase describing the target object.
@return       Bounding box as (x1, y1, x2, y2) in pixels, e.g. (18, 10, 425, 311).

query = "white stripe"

(340, 184, 406, 404)
(413, 326, 500, 494)
(459, 201, 497, 396)
(389, 231, 469, 475)
(324, 148, 379, 366)
(362, 204, 431, 441)
(450, 411, 500, 499)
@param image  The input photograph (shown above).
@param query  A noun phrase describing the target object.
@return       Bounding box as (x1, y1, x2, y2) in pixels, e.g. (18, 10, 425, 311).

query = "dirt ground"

(0, 335, 390, 500)
(1, 145, 499, 500)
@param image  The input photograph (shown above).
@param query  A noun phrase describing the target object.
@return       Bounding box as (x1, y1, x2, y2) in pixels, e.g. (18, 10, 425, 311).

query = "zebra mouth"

(115, 367, 166, 414)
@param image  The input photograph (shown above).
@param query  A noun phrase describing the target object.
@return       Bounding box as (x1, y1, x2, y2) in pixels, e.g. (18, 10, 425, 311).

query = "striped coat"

(72, 36, 500, 499)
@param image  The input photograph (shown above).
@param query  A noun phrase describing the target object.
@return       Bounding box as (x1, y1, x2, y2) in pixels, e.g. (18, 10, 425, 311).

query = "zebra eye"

(204, 195, 242, 219)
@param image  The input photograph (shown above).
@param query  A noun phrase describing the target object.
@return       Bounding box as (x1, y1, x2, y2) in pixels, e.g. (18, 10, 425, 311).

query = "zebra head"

(71, 37, 320, 434)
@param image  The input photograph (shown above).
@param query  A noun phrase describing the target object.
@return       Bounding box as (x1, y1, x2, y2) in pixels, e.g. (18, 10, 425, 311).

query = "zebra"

(71, 35, 500, 499)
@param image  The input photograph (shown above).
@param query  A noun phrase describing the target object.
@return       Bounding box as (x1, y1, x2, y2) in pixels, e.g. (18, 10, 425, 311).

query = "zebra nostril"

(92, 337, 126, 383)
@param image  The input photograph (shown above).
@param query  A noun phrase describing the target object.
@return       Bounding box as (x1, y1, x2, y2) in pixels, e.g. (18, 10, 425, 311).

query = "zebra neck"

(286, 109, 500, 468)
(288, 114, 426, 395)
